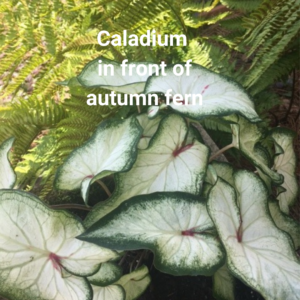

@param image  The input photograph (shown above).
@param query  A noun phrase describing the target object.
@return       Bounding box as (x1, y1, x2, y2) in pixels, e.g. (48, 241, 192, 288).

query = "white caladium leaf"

(79, 192, 225, 276)
(136, 114, 162, 150)
(229, 115, 283, 185)
(92, 284, 125, 300)
(144, 64, 260, 122)
(115, 265, 151, 300)
(208, 171, 300, 300)
(213, 264, 235, 300)
(0, 190, 118, 300)
(147, 105, 161, 118)
(84, 114, 209, 226)
(88, 262, 122, 286)
(271, 128, 298, 213)
(210, 161, 234, 186)
(55, 117, 142, 204)
(77, 57, 158, 94)
(203, 162, 234, 198)
(269, 200, 300, 250)
(0, 137, 16, 189)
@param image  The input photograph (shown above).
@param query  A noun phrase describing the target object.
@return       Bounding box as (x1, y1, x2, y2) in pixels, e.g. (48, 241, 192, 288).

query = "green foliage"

(220, 0, 262, 11)
(0, 48, 299, 299)
(56, 61, 299, 298)
(1, 0, 299, 200)
(240, 0, 300, 92)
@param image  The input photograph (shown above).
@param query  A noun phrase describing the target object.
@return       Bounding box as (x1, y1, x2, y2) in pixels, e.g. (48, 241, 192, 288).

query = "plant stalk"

(96, 180, 112, 197)
(209, 143, 234, 162)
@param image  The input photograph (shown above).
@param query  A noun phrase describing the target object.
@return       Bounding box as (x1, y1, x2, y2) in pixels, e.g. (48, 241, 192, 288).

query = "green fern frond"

(249, 48, 299, 95)
(184, 39, 242, 80)
(184, 10, 231, 28)
(253, 90, 280, 115)
(0, 46, 28, 77)
(241, 0, 300, 88)
(220, 0, 262, 11)
(200, 117, 232, 133)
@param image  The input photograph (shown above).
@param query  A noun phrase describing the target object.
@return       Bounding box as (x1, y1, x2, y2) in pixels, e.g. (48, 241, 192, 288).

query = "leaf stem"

(118, 252, 128, 266)
(50, 204, 92, 211)
(96, 180, 112, 197)
(136, 250, 147, 269)
(209, 143, 234, 162)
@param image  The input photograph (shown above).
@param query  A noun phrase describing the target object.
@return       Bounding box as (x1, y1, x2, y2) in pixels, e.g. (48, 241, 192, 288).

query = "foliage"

(1, 0, 298, 198)
(1, 58, 299, 299)
(0, 0, 120, 196)
(0, 1, 299, 297)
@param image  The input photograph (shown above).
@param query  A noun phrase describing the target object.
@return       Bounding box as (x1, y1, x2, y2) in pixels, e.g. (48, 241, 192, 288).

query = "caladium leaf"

(84, 114, 209, 226)
(88, 262, 122, 286)
(269, 200, 300, 250)
(0, 190, 118, 300)
(79, 192, 225, 276)
(254, 145, 273, 192)
(229, 115, 283, 185)
(55, 117, 142, 204)
(77, 57, 158, 94)
(136, 114, 162, 150)
(115, 265, 151, 300)
(0, 137, 16, 189)
(213, 264, 235, 300)
(210, 161, 234, 186)
(271, 128, 298, 213)
(91, 284, 125, 300)
(145, 64, 260, 122)
(203, 162, 234, 197)
(208, 171, 300, 300)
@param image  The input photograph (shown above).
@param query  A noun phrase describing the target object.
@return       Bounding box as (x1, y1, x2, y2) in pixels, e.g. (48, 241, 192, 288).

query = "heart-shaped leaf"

(55, 117, 142, 204)
(145, 64, 260, 122)
(209, 161, 234, 187)
(84, 114, 209, 226)
(91, 284, 125, 300)
(271, 128, 298, 213)
(208, 171, 300, 300)
(115, 265, 151, 300)
(0, 190, 118, 300)
(0, 137, 16, 189)
(79, 192, 225, 276)
(77, 57, 158, 94)
(88, 262, 122, 286)
(213, 264, 235, 300)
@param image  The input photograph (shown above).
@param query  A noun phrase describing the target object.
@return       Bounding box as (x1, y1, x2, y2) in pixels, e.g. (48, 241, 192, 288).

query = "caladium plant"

(0, 59, 299, 300)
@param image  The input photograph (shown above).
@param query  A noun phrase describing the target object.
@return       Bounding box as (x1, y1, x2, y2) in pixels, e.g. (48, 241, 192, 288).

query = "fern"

(249, 47, 299, 95)
(200, 117, 232, 133)
(0, 98, 68, 164)
(3, 0, 295, 202)
(241, 0, 300, 88)
(220, 0, 262, 11)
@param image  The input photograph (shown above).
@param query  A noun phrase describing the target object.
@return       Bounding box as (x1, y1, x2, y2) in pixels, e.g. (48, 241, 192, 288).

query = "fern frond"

(249, 48, 299, 95)
(241, 0, 300, 88)
(220, 0, 261, 11)
(200, 117, 232, 133)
